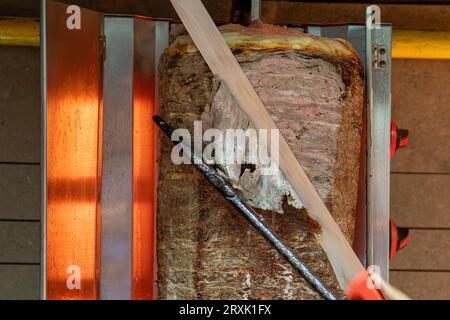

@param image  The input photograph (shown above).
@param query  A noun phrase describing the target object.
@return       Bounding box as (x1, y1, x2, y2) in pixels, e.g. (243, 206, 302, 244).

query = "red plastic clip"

(390, 121, 398, 159)
(389, 219, 411, 259)
(390, 120, 410, 159)
(390, 219, 398, 260)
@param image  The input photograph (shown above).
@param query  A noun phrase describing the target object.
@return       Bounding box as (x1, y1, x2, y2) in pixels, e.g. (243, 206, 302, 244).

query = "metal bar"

(153, 115, 337, 301)
(40, 0, 47, 300)
(100, 16, 168, 300)
(100, 16, 134, 300)
(366, 10, 392, 281)
(251, 0, 261, 22)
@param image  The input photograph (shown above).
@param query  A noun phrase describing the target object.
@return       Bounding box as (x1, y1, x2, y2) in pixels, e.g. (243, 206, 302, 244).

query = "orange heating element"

(46, 96, 102, 299)
(45, 3, 157, 299)
(46, 82, 157, 299)
(132, 61, 157, 300)
(45, 1, 103, 299)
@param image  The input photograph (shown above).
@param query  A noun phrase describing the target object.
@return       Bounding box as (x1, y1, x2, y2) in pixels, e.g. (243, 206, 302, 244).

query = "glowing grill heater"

(42, 0, 168, 299)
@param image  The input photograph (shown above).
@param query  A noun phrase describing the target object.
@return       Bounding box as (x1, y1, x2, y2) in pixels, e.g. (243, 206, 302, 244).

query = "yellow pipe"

(1, 16, 450, 59)
(0, 16, 40, 47)
(393, 29, 450, 59)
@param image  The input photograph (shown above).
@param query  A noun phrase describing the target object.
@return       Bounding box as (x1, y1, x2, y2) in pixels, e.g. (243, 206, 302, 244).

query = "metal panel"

(100, 17, 134, 300)
(366, 19, 392, 280)
(100, 16, 169, 300)
(43, 0, 103, 299)
(40, 0, 47, 300)
(251, 0, 261, 21)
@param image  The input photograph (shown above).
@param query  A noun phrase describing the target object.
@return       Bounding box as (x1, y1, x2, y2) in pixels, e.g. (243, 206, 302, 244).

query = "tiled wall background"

(0, 0, 448, 299)
(0, 46, 40, 299)
(389, 59, 450, 299)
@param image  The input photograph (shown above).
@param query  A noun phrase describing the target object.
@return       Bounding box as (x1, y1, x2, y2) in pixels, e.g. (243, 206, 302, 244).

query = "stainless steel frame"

(251, 0, 261, 22)
(100, 16, 135, 300)
(100, 15, 169, 299)
(365, 17, 392, 281)
(40, 0, 47, 300)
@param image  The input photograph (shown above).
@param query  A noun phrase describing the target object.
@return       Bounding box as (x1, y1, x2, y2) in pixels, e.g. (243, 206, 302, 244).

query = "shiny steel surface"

(366, 17, 392, 281)
(251, 0, 261, 22)
(100, 17, 134, 299)
(99, 17, 169, 300)
(40, 0, 47, 300)
(44, 0, 102, 299)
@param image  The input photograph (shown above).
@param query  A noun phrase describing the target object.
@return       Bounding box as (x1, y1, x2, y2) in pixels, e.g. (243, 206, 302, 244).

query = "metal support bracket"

(365, 11, 392, 281)
(251, 0, 261, 22)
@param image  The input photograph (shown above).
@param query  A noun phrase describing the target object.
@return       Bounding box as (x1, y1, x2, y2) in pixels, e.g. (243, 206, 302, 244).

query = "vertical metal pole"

(40, 0, 47, 300)
(251, 0, 261, 22)
(366, 7, 392, 281)
(100, 16, 134, 300)
(100, 16, 169, 300)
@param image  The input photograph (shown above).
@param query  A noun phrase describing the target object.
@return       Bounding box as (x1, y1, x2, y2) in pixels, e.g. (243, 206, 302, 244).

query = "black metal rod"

(153, 115, 337, 300)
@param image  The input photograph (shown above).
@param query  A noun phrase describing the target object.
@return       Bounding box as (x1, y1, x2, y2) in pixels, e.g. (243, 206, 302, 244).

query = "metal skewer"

(153, 115, 337, 300)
